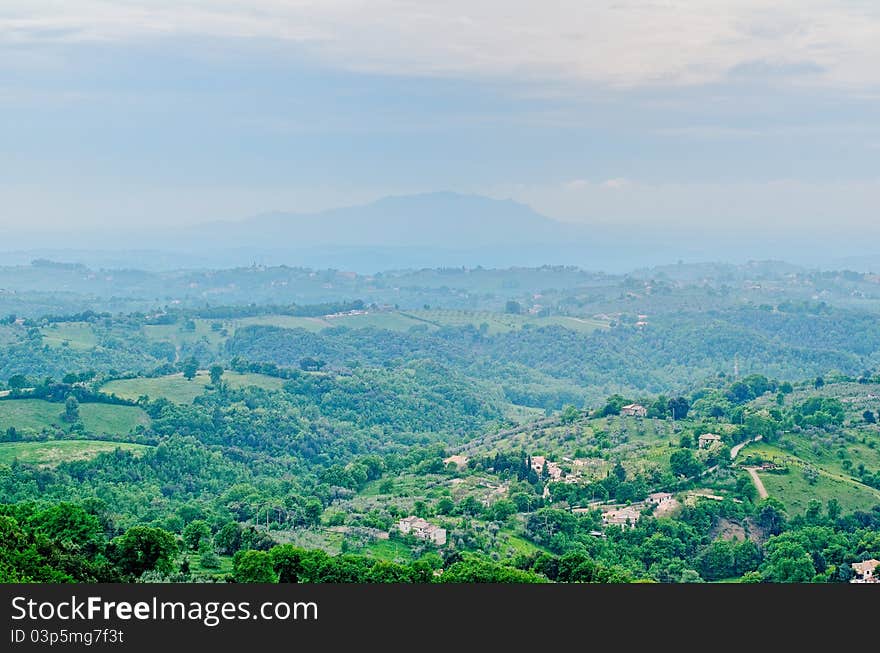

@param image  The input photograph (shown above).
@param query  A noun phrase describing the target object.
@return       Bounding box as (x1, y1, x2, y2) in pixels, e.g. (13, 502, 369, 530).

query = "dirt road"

(745, 467, 769, 499)
(730, 434, 763, 460)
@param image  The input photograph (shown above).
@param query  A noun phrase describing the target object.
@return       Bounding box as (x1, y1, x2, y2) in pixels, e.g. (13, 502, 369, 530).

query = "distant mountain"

(3, 191, 870, 273)
(193, 192, 574, 249)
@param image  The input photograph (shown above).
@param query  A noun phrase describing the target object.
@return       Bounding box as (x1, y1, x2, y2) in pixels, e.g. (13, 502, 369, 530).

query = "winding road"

(730, 434, 762, 460)
(730, 435, 767, 499)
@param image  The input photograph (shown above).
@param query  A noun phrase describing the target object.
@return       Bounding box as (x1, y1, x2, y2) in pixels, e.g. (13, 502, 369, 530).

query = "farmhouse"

(620, 403, 648, 418)
(647, 492, 673, 506)
(851, 559, 880, 583)
(530, 455, 546, 474)
(397, 516, 447, 546)
(698, 433, 722, 449)
(602, 506, 641, 528)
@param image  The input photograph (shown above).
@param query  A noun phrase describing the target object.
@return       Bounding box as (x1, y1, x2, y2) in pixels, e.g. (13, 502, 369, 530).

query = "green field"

(41, 322, 98, 350)
(0, 399, 150, 434)
(185, 553, 234, 578)
(361, 538, 414, 562)
(142, 320, 228, 348)
(740, 441, 880, 514)
(757, 466, 880, 515)
(100, 370, 285, 403)
(0, 440, 149, 466)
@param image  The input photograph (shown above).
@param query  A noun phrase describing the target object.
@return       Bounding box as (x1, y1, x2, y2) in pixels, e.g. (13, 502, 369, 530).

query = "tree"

(670, 449, 701, 478)
(182, 357, 199, 381)
(8, 374, 29, 389)
(826, 498, 841, 522)
(764, 541, 815, 582)
(304, 499, 323, 526)
(110, 526, 177, 578)
(560, 404, 580, 425)
(299, 357, 325, 372)
(436, 497, 455, 515)
(198, 541, 220, 569)
(814, 376, 825, 389)
(270, 545, 311, 583)
(864, 410, 876, 424)
(488, 499, 517, 522)
(440, 556, 547, 583)
(599, 394, 628, 417)
(182, 520, 211, 551)
(668, 396, 690, 420)
(234, 550, 278, 583)
(30, 503, 102, 552)
(504, 300, 522, 315)
(209, 365, 224, 385)
(214, 522, 243, 556)
(63, 395, 80, 423)
(756, 499, 787, 536)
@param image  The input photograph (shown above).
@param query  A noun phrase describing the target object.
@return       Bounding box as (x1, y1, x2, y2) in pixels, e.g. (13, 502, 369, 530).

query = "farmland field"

(100, 370, 285, 403)
(739, 441, 880, 514)
(0, 440, 150, 466)
(0, 399, 150, 434)
(41, 322, 98, 350)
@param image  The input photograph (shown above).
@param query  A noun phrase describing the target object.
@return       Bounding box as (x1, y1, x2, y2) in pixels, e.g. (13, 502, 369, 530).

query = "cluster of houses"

(397, 516, 447, 546)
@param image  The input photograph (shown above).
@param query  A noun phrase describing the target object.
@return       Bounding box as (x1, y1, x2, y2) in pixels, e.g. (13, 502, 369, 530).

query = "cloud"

(2, 1, 880, 88)
(564, 178, 630, 191)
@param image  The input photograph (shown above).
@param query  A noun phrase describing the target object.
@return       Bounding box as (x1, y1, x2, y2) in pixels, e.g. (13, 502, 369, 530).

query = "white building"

(397, 516, 447, 546)
(698, 433, 722, 449)
(620, 403, 648, 418)
(602, 506, 641, 528)
(851, 559, 880, 583)
(647, 492, 674, 506)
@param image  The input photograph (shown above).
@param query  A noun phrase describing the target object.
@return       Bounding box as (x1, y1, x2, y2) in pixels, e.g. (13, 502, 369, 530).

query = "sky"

(1, 1, 879, 239)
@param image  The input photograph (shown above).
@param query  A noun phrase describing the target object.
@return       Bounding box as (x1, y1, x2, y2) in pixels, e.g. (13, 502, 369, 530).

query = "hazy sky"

(2, 1, 879, 233)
